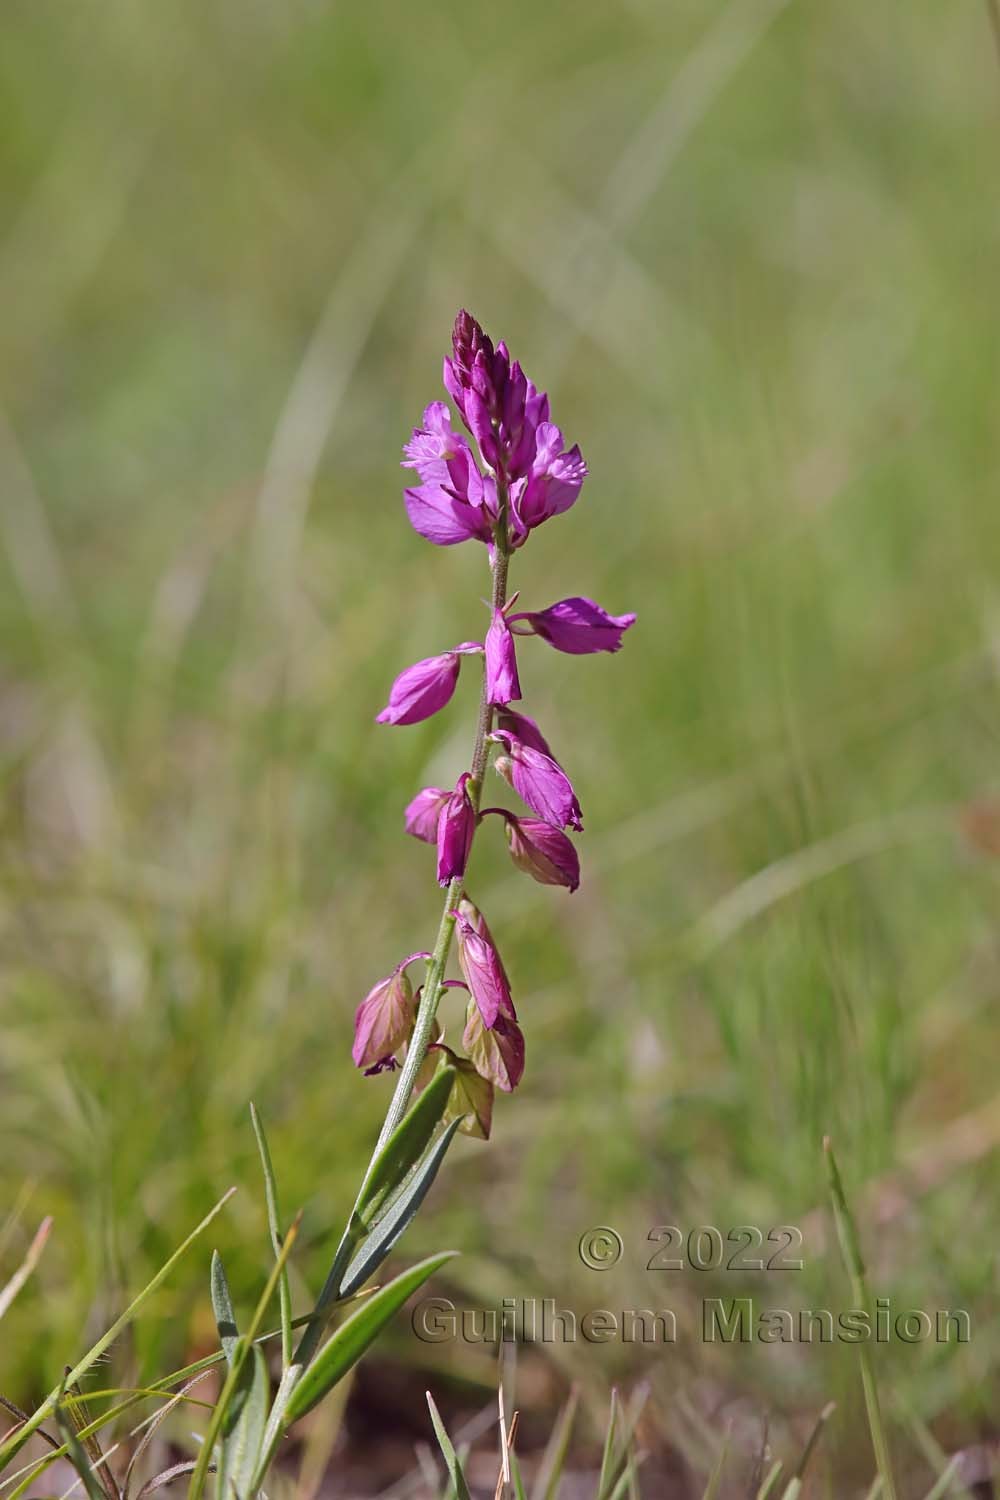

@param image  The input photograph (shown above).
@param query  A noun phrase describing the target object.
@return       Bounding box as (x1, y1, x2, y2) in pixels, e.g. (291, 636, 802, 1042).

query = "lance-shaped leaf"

(352, 1068, 457, 1232)
(210, 1251, 239, 1368)
(426, 1393, 472, 1500)
(340, 1117, 463, 1298)
(283, 1252, 457, 1424)
(216, 1344, 269, 1500)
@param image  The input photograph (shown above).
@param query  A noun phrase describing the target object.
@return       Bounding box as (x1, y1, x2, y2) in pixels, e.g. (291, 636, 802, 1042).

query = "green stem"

(295, 491, 511, 1369)
(374, 531, 510, 1151)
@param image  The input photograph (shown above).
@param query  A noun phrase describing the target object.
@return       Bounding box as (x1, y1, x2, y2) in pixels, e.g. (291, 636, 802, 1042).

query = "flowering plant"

(360, 310, 635, 1141)
(0, 313, 633, 1500)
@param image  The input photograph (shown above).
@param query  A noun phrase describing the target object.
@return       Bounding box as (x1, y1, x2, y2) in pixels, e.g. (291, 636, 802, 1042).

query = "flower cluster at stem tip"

(354, 310, 635, 1135)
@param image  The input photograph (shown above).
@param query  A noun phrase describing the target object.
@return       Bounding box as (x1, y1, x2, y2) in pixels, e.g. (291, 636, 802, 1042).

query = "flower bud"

(485, 608, 522, 706)
(452, 904, 514, 1029)
(437, 772, 476, 886)
(352, 962, 419, 1073)
(490, 729, 583, 831)
(503, 814, 579, 891)
(463, 1001, 525, 1093)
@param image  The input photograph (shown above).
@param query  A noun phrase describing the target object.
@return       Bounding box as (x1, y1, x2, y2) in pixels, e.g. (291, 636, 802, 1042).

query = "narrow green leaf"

(354, 1069, 457, 1230)
(210, 1252, 239, 1369)
(596, 1390, 619, 1500)
(284, 1252, 457, 1424)
(0, 1217, 51, 1323)
(510, 1451, 528, 1500)
(788, 1401, 834, 1491)
(0, 1188, 236, 1471)
(292, 1070, 458, 1372)
(921, 1456, 962, 1500)
(217, 1345, 269, 1500)
(251, 1362, 303, 1492)
(701, 1431, 729, 1500)
(187, 1214, 299, 1500)
(249, 1103, 293, 1371)
(756, 1460, 783, 1500)
(53, 1405, 108, 1500)
(824, 1139, 899, 1500)
(340, 1118, 463, 1299)
(530, 1385, 578, 1500)
(426, 1392, 472, 1500)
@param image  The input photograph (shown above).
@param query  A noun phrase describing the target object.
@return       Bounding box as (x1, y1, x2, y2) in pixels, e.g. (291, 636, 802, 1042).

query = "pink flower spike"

(490, 729, 583, 831)
(437, 773, 476, 886)
(404, 787, 450, 843)
(510, 597, 636, 655)
(484, 608, 522, 706)
(451, 907, 514, 1029)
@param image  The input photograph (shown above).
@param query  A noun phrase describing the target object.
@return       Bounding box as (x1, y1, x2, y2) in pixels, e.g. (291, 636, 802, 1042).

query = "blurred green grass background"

(2, 0, 1000, 1477)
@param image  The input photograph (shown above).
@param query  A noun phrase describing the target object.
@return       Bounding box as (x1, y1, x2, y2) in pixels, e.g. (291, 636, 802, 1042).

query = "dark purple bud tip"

(364, 1055, 399, 1076)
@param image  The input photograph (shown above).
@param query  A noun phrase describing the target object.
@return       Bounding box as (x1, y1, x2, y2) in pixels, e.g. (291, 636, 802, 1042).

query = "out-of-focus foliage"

(1, 0, 999, 1479)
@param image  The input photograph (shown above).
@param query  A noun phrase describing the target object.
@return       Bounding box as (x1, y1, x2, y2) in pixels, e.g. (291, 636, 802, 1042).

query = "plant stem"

(374, 531, 510, 1151)
(295, 496, 511, 1370)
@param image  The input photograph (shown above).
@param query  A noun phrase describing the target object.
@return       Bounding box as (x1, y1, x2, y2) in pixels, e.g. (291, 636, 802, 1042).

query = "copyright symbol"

(578, 1226, 623, 1271)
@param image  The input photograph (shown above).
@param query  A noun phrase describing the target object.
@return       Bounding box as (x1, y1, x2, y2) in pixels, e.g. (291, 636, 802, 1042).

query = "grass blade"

(701, 1428, 729, 1500)
(426, 1392, 472, 1500)
(0, 1188, 235, 1471)
(921, 1456, 962, 1500)
(824, 1139, 899, 1500)
(596, 1390, 619, 1500)
(249, 1103, 293, 1371)
(530, 1385, 579, 1500)
(0, 1218, 52, 1323)
(284, 1252, 457, 1424)
(756, 1461, 783, 1499)
(54, 1405, 110, 1500)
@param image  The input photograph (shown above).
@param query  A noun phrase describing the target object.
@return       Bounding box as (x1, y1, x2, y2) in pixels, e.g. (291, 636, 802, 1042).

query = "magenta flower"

(437, 773, 476, 886)
(510, 423, 587, 544)
(463, 1002, 525, 1093)
(444, 311, 558, 488)
(510, 596, 636, 655)
(402, 401, 495, 547)
(489, 728, 583, 831)
(404, 786, 450, 843)
(377, 642, 481, 726)
(452, 906, 514, 1029)
(484, 809, 579, 891)
(352, 955, 426, 1073)
(485, 608, 522, 706)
